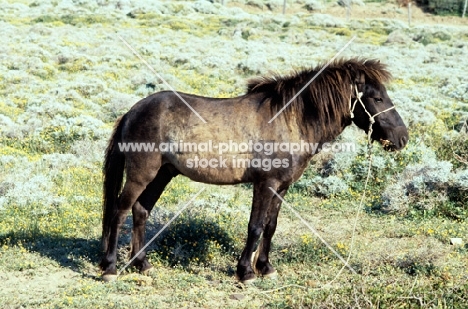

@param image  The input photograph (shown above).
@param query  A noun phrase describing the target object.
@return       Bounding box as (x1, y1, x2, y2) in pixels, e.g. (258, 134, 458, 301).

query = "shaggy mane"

(246, 58, 392, 139)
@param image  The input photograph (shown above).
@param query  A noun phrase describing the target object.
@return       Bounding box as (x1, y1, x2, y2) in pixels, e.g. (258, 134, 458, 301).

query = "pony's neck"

(305, 121, 350, 149)
(299, 97, 352, 146)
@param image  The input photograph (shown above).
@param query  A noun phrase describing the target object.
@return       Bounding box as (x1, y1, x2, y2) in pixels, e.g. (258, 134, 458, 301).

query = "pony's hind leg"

(253, 187, 289, 278)
(237, 180, 283, 283)
(130, 165, 176, 274)
(100, 162, 160, 281)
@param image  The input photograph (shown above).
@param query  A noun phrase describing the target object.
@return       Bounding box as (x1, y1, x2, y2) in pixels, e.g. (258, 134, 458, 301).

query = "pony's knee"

(248, 223, 264, 239)
(133, 201, 149, 219)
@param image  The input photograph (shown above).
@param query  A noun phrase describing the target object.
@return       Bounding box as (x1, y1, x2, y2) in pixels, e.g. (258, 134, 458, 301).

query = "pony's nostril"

(400, 136, 408, 147)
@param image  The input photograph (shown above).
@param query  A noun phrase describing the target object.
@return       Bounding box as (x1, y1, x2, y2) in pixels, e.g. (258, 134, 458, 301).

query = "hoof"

(240, 277, 257, 285)
(236, 272, 257, 285)
(141, 266, 154, 276)
(102, 274, 118, 282)
(263, 270, 278, 280)
(254, 261, 277, 279)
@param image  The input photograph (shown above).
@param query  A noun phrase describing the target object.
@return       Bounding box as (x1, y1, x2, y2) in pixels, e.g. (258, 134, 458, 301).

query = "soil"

(0, 268, 80, 305)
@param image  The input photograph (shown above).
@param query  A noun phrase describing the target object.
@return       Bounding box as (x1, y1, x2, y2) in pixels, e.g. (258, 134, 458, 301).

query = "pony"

(100, 58, 408, 283)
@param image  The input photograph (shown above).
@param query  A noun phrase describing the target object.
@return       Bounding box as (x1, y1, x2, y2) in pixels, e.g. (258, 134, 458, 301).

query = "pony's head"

(348, 61, 408, 151)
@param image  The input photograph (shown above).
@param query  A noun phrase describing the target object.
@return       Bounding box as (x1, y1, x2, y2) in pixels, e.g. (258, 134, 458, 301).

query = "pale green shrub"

(380, 144, 467, 217)
(305, 14, 344, 27)
(193, 0, 221, 14)
(303, 0, 324, 11)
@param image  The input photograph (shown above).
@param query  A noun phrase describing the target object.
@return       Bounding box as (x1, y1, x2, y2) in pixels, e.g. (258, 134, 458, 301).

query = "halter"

(349, 84, 395, 144)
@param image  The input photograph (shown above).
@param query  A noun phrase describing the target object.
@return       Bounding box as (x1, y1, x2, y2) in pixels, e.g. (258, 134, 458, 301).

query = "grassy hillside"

(0, 0, 467, 308)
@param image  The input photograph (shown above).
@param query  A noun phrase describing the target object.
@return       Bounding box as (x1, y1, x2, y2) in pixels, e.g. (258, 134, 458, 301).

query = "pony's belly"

(165, 153, 292, 184)
(163, 153, 248, 184)
(182, 168, 247, 185)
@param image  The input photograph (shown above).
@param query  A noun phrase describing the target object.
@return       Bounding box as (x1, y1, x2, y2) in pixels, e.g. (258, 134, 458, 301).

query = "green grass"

(0, 171, 466, 307)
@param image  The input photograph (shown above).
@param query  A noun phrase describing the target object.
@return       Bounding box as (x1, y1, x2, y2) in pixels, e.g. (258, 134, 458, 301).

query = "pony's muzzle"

(384, 126, 408, 151)
(378, 125, 408, 151)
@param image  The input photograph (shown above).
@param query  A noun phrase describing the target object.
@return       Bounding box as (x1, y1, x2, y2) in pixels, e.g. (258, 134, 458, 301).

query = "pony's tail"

(101, 115, 126, 252)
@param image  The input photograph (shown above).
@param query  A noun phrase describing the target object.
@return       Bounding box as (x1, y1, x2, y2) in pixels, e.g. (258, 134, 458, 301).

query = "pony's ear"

(347, 63, 366, 85)
(354, 71, 365, 85)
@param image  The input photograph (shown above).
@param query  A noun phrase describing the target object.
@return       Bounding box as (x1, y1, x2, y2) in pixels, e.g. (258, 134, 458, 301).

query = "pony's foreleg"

(252, 187, 288, 278)
(130, 165, 175, 274)
(236, 180, 281, 283)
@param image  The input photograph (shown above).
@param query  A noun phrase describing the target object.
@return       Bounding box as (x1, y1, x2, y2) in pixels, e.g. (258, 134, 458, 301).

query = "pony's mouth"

(380, 139, 396, 151)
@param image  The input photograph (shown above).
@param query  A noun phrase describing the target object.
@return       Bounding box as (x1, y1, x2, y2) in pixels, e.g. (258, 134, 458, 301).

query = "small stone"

(208, 280, 221, 286)
(450, 238, 463, 246)
(230, 293, 246, 301)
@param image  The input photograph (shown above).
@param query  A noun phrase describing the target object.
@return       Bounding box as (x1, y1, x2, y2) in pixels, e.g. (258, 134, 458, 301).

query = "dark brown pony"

(100, 58, 408, 283)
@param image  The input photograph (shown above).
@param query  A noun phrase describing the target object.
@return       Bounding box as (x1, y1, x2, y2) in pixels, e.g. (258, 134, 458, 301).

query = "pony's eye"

(375, 98, 383, 103)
